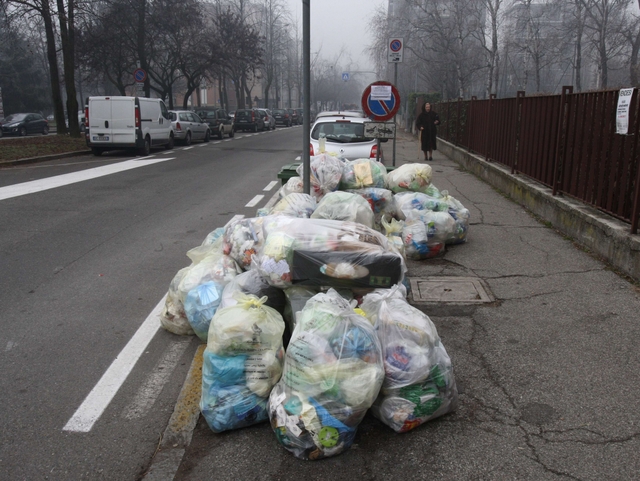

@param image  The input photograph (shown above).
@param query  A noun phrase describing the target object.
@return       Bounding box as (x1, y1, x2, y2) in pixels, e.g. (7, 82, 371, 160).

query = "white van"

(85, 96, 174, 156)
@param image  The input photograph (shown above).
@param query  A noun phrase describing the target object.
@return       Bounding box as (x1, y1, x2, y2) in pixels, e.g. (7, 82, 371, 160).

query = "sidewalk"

(153, 131, 640, 480)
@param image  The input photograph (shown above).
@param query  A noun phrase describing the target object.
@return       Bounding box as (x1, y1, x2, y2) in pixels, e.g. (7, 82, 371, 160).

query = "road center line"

(263, 181, 278, 191)
(63, 295, 166, 433)
(0, 157, 175, 201)
(245, 195, 264, 208)
(182, 147, 194, 151)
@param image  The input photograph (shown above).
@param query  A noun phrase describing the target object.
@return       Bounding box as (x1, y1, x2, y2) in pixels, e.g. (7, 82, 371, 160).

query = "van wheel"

(184, 131, 192, 146)
(92, 147, 104, 156)
(139, 136, 151, 156)
(167, 133, 174, 149)
(204, 130, 210, 142)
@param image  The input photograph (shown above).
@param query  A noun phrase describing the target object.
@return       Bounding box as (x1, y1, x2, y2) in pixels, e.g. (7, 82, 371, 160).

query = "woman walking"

(416, 102, 440, 161)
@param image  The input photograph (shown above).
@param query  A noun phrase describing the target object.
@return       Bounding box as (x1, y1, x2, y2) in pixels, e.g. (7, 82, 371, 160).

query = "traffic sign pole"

(393, 63, 398, 166)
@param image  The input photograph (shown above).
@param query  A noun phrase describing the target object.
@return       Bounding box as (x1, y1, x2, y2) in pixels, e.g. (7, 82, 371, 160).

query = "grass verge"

(0, 135, 89, 161)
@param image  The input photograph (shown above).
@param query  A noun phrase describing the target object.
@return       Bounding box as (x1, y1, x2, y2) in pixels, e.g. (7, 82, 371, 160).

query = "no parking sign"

(388, 38, 403, 63)
(361, 81, 401, 122)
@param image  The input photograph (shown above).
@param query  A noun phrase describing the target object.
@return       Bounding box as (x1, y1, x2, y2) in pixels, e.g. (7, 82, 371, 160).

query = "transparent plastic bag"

(386, 163, 433, 193)
(223, 217, 266, 270)
(381, 217, 406, 259)
(310, 191, 374, 228)
(347, 187, 404, 233)
(268, 289, 384, 460)
(339, 158, 387, 190)
(270, 193, 317, 218)
(184, 281, 224, 342)
(219, 270, 286, 315)
(440, 191, 470, 244)
(279, 176, 304, 198)
(296, 153, 344, 200)
(362, 291, 458, 433)
(395, 191, 449, 214)
(256, 217, 398, 288)
(201, 294, 285, 433)
(401, 214, 445, 260)
(186, 227, 225, 265)
(177, 251, 241, 304)
(160, 266, 195, 336)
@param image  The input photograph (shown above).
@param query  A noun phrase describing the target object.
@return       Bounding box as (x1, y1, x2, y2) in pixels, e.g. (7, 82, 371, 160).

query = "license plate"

(238, 120, 247, 123)
(93, 136, 109, 141)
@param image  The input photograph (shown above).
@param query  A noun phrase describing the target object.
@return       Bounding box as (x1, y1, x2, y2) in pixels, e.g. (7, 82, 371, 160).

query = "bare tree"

(579, 0, 630, 88)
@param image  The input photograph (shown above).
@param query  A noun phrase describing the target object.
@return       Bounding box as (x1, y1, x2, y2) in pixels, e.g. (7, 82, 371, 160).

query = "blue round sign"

(390, 39, 402, 52)
(134, 68, 147, 83)
(361, 81, 400, 121)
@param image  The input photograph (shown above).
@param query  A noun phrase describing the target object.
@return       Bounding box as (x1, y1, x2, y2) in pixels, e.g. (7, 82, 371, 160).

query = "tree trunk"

(57, 0, 80, 137)
(41, 1, 66, 135)
(137, 0, 150, 97)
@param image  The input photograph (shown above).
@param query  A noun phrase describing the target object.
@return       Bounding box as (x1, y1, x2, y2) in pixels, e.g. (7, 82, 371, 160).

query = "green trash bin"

(277, 162, 301, 185)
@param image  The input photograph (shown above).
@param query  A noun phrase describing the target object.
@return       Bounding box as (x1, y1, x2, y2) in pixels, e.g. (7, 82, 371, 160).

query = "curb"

(141, 344, 205, 481)
(0, 150, 91, 167)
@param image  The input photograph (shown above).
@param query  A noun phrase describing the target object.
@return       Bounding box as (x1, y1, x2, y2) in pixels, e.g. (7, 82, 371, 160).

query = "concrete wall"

(438, 138, 640, 283)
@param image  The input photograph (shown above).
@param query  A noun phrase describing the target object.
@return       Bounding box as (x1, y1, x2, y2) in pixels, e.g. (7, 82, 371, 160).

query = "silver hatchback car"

(169, 110, 211, 145)
(309, 114, 383, 160)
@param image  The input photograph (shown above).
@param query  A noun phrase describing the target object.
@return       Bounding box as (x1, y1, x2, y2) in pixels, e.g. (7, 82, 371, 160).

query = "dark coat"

(415, 105, 440, 151)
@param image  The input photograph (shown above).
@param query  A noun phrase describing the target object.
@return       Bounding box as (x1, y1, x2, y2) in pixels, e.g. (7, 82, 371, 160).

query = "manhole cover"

(410, 277, 494, 304)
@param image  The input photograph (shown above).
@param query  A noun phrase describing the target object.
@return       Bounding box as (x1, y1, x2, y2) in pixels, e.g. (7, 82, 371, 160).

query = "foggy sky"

(285, 0, 388, 71)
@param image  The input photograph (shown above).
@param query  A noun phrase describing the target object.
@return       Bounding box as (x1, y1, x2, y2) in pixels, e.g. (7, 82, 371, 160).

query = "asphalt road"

(0, 126, 303, 480)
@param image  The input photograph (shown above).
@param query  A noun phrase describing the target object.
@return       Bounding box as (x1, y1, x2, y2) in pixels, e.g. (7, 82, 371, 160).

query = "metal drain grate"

(410, 276, 494, 304)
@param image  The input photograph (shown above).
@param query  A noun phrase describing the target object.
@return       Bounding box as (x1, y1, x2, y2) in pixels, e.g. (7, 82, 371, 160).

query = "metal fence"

(436, 88, 640, 234)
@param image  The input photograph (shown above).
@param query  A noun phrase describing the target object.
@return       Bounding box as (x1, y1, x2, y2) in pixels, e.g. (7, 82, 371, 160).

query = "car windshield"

(235, 110, 251, 118)
(5, 114, 27, 122)
(311, 121, 373, 144)
(272, 109, 285, 114)
(201, 112, 217, 119)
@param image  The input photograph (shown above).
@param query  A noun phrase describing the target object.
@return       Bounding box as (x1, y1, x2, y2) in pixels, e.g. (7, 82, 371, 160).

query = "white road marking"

(229, 214, 245, 223)
(223, 138, 233, 142)
(245, 195, 264, 208)
(295, 156, 301, 161)
(5, 340, 17, 352)
(0, 157, 175, 201)
(122, 338, 191, 420)
(182, 147, 194, 151)
(198, 143, 208, 147)
(263, 181, 278, 191)
(63, 295, 166, 433)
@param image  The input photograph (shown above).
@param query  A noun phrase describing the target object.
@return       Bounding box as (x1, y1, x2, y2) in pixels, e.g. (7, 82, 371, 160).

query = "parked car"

(272, 108, 292, 127)
(288, 108, 300, 125)
(229, 111, 235, 120)
(233, 108, 265, 132)
(85, 96, 174, 156)
(295, 108, 304, 124)
(257, 108, 276, 130)
(170, 110, 210, 145)
(314, 110, 366, 120)
(1, 113, 49, 136)
(309, 113, 385, 160)
(194, 107, 233, 139)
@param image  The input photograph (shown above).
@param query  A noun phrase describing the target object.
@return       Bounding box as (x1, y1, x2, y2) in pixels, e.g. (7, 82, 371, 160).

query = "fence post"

(552, 86, 573, 196)
(630, 91, 640, 234)
(486, 93, 496, 162)
(514, 91, 525, 174)
(468, 96, 476, 152)
(458, 97, 465, 146)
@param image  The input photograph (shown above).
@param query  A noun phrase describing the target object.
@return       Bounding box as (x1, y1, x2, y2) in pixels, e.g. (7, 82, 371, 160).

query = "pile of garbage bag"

(155, 156, 470, 459)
